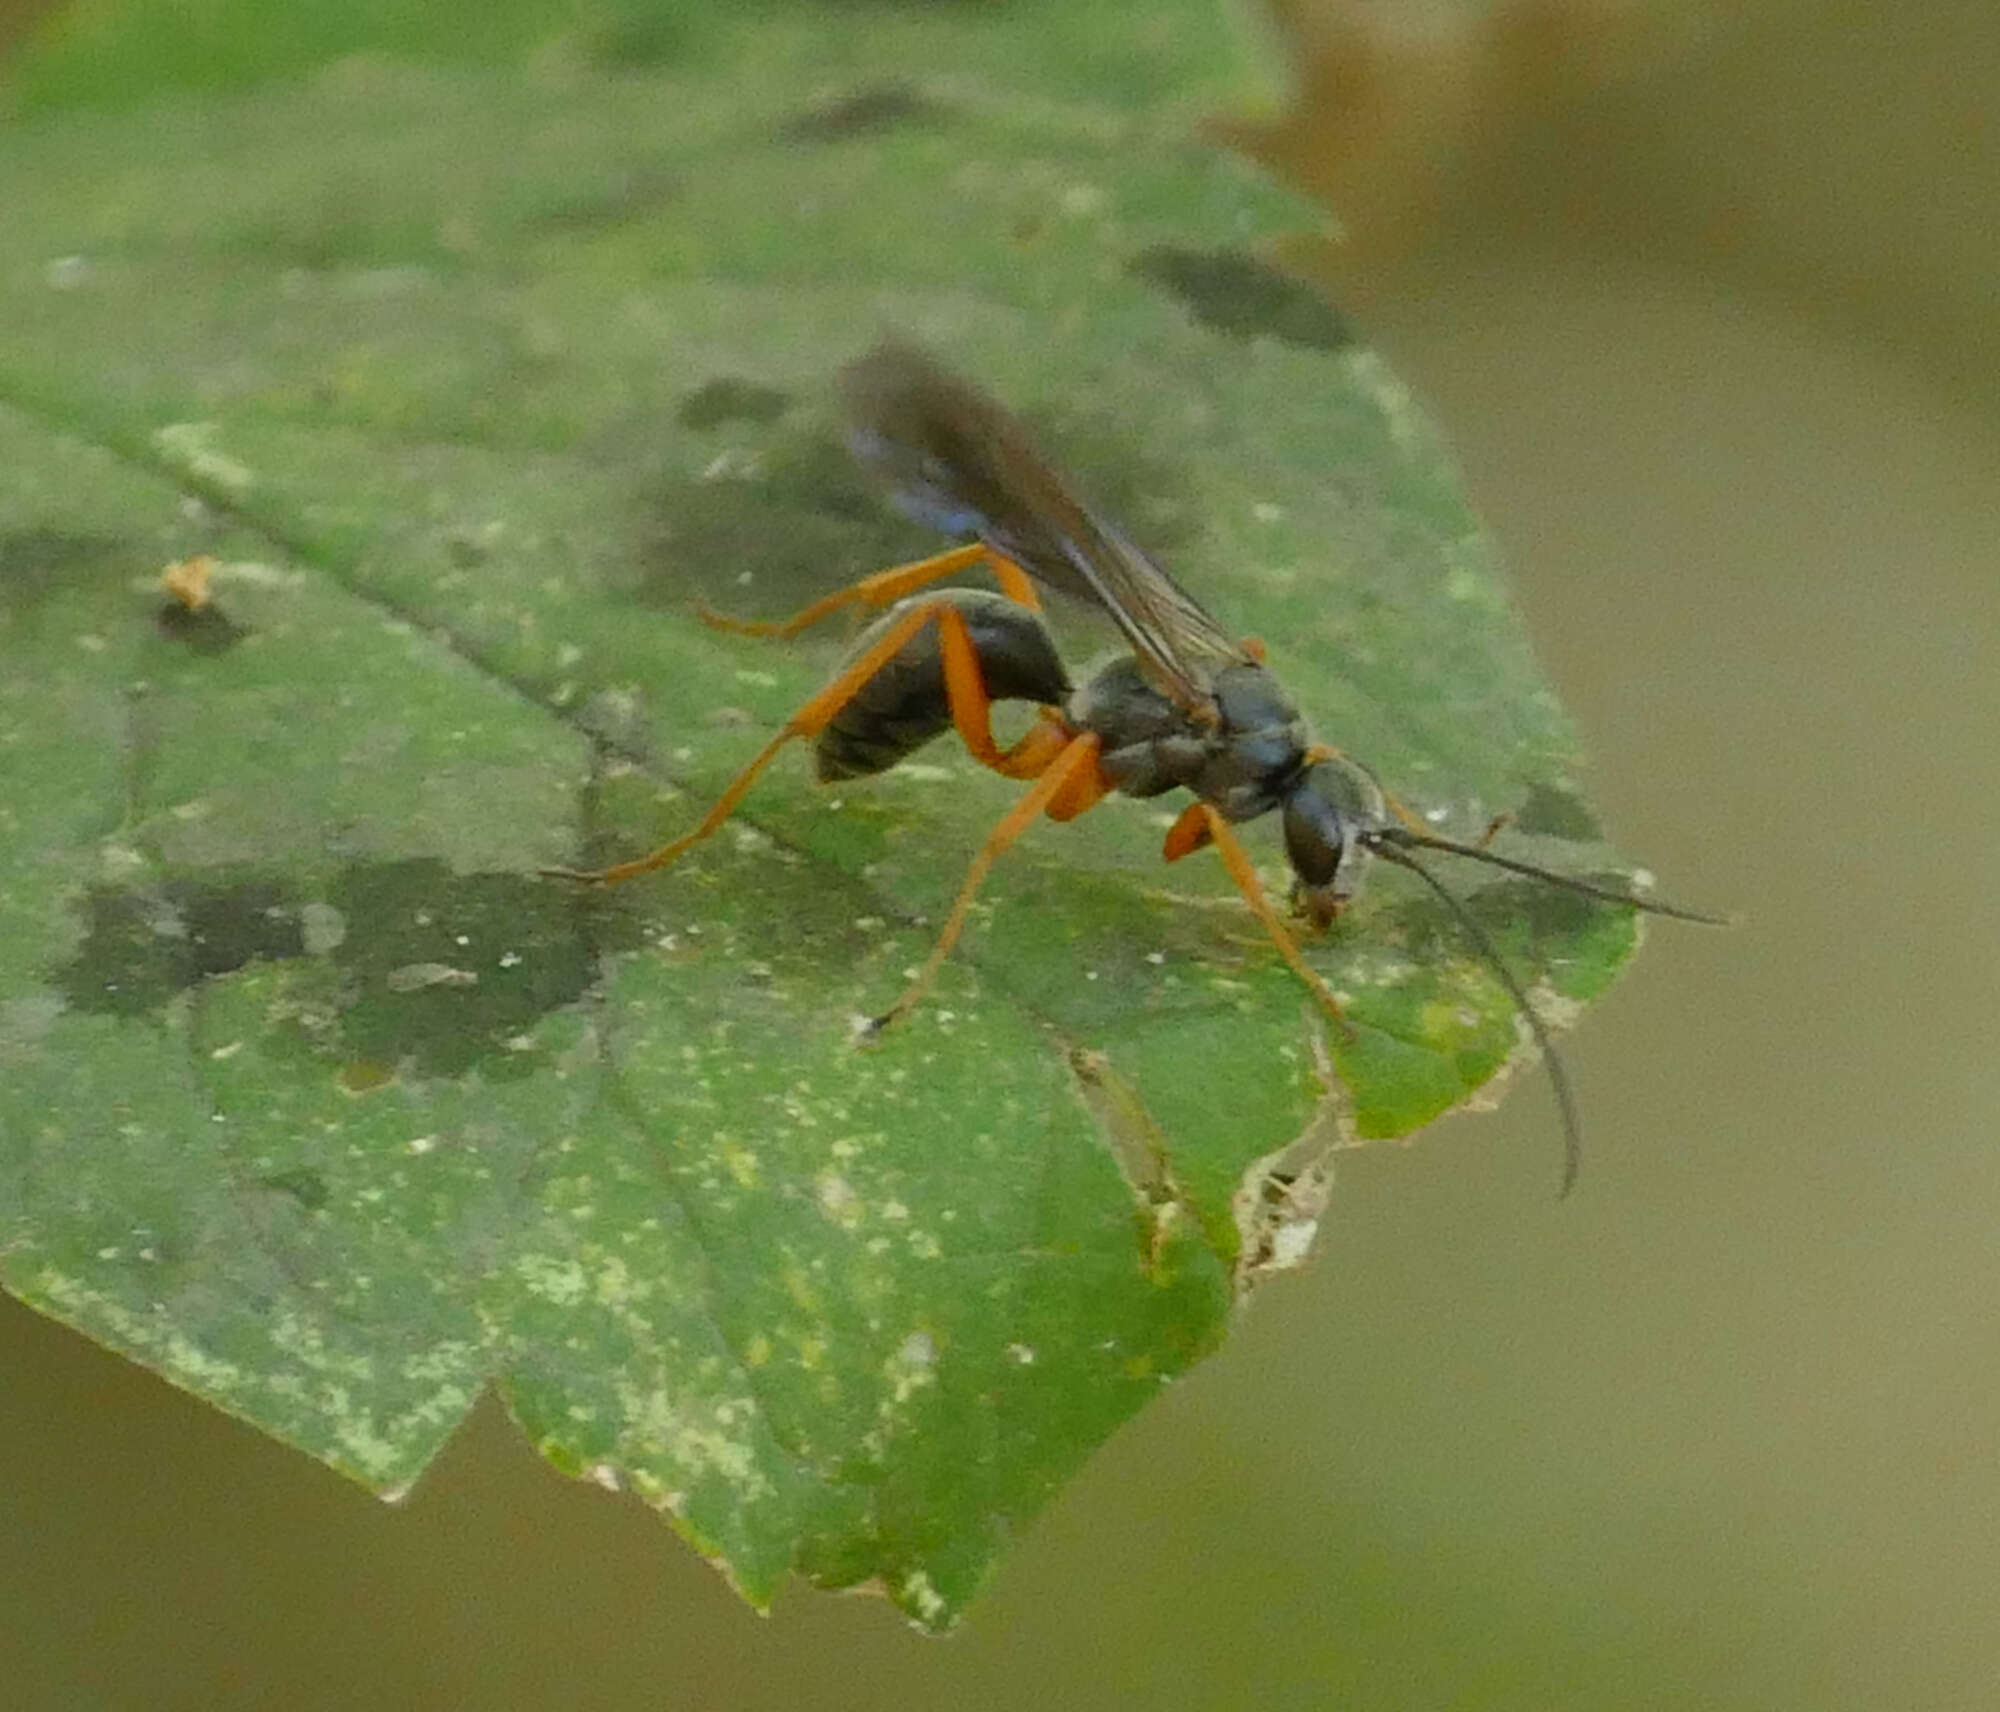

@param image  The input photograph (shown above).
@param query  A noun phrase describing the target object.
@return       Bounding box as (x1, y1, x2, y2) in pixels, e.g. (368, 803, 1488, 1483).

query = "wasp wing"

(839, 343, 1249, 716)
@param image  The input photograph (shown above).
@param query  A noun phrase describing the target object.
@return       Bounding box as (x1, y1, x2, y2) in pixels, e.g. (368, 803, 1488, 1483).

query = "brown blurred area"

(0, 0, 64, 64)
(1220, 0, 2000, 414)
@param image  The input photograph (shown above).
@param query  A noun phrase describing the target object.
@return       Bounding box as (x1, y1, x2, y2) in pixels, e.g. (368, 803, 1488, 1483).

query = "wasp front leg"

(1160, 802, 1355, 1038)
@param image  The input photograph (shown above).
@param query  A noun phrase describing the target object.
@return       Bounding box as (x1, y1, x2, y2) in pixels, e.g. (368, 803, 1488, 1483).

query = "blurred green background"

(3, 0, 1996, 1706)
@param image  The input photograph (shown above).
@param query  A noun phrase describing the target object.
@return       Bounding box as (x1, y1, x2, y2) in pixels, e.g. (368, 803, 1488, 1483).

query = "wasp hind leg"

(542, 594, 1073, 887)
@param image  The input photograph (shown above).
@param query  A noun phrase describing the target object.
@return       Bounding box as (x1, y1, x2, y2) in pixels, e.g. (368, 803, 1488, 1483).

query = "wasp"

(549, 344, 1721, 1189)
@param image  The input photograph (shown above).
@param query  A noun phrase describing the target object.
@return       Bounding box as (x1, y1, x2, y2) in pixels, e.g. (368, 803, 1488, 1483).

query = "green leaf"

(0, 1, 1649, 1625)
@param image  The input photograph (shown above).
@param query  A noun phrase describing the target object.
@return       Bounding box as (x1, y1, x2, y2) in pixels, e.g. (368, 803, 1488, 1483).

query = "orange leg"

(866, 732, 1108, 1034)
(931, 594, 1072, 781)
(697, 543, 1040, 638)
(1160, 802, 1354, 1038)
(1161, 799, 1214, 863)
(544, 595, 1070, 885)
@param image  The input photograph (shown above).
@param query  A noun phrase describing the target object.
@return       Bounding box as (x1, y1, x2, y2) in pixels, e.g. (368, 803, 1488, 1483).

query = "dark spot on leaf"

(0, 531, 137, 620)
(1391, 870, 1614, 979)
(325, 860, 621, 1079)
(179, 879, 305, 975)
(155, 600, 247, 655)
(678, 376, 793, 430)
(1129, 246, 1352, 353)
(1508, 875, 1621, 942)
(581, 5, 693, 69)
(530, 163, 681, 232)
(339, 1060, 397, 1094)
(59, 875, 306, 1017)
(224, 190, 441, 271)
(1511, 780, 1602, 842)
(637, 432, 938, 618)
(53, 860, 642, 1078)
(782, 82, 940, 144)
(258, 1167, 329, 1211)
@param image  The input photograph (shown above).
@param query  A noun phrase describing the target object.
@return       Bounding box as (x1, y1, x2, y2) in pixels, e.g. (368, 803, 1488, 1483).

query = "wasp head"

(1281, 755, 1389, 929)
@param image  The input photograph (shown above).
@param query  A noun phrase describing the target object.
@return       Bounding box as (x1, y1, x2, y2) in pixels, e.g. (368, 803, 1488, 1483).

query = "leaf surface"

(0, 1, 1642, 1623)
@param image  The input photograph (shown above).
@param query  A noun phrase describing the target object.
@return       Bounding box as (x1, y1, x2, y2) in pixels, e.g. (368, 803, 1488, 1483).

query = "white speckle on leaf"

(1006, 1343, 1036, 1366)
(300, 902, 347, 954)
(700, 449, 761, 483)
(901, 1570, 949, 1625)
(152, 421, 254, 498)
(615, 1379, 774, 1500)
(518, 1255, 590, 1306)
(385, 963, 476, 992)
(816, 1172, 863, 1229)
(97, 842, 146, 879)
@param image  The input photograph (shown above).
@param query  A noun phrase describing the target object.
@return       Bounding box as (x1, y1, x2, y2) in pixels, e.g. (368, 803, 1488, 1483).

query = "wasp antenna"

(1374, 846, 1583, 1197)
(1375, 828, 1731, 926)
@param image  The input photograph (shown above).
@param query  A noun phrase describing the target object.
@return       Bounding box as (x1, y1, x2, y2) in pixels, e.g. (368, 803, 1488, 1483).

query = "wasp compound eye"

(1283, 758, 1383, 894)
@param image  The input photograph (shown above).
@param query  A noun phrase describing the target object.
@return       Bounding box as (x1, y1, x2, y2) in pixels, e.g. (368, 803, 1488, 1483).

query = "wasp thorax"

(1283, 756, 1388, 922)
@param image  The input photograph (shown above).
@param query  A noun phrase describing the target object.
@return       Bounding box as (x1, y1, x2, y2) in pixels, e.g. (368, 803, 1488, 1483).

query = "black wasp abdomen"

(815, 589, 1073, 781)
